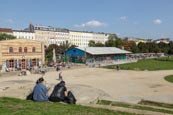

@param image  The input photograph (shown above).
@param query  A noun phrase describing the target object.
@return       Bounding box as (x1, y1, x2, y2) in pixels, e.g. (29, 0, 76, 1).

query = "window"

(9, 47, 13, 53)
(9, 60, 14, 68)
(24, 47, 27, 53)
(19, 47, 22, 52)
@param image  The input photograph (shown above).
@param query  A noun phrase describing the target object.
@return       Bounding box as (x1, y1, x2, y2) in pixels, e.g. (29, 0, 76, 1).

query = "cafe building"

(0, 39, 45, 71)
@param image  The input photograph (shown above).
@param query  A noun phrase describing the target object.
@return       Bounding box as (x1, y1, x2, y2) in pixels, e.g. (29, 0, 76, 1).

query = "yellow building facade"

(0, 39, 45, 71)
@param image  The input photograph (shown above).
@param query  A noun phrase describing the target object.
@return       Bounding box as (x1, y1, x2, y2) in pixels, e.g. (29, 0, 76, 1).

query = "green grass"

(97, 100, 173, 114)
(164, 75, 173, 83)
(138, 100, 173, 109)
(0, 97, 137, 115)
(104, 58, 173, 71)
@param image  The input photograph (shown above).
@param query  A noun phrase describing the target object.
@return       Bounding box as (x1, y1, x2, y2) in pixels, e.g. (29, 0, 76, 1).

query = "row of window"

(9, 47, 36, 53)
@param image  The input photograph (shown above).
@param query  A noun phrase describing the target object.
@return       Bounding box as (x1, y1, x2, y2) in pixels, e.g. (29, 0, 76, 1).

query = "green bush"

(164, 75, 173, 83)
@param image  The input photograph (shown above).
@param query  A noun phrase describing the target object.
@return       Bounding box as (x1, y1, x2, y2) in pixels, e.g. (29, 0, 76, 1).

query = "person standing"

(116, 65, 120, 71)
(58, 71, 63, 81)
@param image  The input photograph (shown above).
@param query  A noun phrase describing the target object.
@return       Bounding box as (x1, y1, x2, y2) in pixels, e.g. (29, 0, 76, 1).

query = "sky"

(1, 0, 173, 39)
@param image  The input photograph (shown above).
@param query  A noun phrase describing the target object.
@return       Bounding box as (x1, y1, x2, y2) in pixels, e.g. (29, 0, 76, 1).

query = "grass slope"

(97, 100, 173, 114)
(104, 58, 173, 71)
(0, 97, 137, 115)
(164, 75, 173, 83)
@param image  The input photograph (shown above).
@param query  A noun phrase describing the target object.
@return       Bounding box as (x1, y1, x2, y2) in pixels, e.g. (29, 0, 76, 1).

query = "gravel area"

(0, 67, 173, 104)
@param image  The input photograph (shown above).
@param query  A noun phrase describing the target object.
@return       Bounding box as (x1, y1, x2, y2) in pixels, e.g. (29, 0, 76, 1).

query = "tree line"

(89, 34, 173, 54)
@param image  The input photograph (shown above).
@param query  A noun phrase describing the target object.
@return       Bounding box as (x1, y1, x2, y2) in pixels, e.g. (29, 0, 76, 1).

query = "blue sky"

(1, 0, 173, 39)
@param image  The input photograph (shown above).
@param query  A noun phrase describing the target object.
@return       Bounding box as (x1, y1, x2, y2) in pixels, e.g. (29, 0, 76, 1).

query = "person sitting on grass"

(49, 80, 76, 104)
(49, 80, 68, 103)
(33, 77, 49, 102)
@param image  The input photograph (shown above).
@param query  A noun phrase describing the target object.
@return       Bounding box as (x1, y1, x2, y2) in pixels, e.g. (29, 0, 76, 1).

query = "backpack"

(67, 91, 76, 104)
(26, 91, 33, 100)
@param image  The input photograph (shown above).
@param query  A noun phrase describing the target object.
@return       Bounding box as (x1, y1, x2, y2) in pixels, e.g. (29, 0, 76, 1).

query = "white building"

(93, 32, 109, 44)
(29, 24, 70, 46)
(17, 24, 110, 47)
(13, 30, 35, 40)
(69, 31, 93, 47)
(56, 30, 69, 45)
(69, 31, 109, 47)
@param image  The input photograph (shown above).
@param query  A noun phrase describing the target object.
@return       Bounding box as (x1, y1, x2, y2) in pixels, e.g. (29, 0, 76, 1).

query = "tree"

(45, 44, 59, 63)
(138, 42, 149, 53)
(0, 33, 16, 40)
(60, 40, 71, 53)
(105, 34, 123, 48)
(168, 41, 173, 54)
(95, 42, 105, 47)
(123, 40, 139, 53)
(105, 34, 118, 47)
(115, 38, 123, 48)
(146, 42, 160, 53)
(88, 40, 96, 47)
(158, 42, 169, 54)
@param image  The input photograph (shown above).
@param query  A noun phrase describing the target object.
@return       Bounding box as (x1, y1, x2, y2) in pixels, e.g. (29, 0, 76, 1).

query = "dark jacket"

(49, 81, 67, 102)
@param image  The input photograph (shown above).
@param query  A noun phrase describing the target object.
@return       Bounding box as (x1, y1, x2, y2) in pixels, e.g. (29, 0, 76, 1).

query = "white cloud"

(153, 19, 162, 25)
(74, 20, 106, 27)
(120, 16, 127, 21)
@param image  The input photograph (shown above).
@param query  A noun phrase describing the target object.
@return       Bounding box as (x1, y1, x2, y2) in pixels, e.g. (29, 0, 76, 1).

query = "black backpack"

(26, 91, 33, 100)
(67, 91, 76, 104)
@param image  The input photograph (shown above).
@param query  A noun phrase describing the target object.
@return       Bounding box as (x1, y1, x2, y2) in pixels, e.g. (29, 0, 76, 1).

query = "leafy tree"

(95, 42, 105, 47)
(146, 42, 160, 53)
(105, 34, 123, 48)
(168, 41, 173, 54)
(0, 33, 16, 40)
(105, 34, 118, 47)
(45, 44, 59, 62)
(88, 40, 96, 47)
(138, 42, 149, 53)
(158, 42, 169, 54)
(115, 38, 123, 48)
(60, 40, 71, 53)
(123, 40, 139, 53)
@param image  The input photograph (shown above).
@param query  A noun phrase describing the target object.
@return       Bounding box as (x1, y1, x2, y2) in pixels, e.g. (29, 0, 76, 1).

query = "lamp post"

(84, 47, 87, 64)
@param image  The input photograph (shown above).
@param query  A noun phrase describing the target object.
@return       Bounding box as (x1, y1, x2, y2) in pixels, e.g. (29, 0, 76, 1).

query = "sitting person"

(49, 81, 68, 103)
(33, 77, 49, 102)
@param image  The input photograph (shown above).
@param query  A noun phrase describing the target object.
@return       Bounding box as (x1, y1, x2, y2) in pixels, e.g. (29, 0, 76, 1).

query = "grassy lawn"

(164, 75, 173, 83)
(97, 100, 173, 114)
(0, 97, 137, 115)
(104, 57, 173, 71)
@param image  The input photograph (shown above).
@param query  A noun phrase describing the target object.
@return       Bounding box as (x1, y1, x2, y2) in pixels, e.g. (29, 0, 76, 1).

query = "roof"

(0, 28, 13, 33)
(13, 30, 34, 33)
(0, 38, 42, 44)
(76, 47, 131, 55)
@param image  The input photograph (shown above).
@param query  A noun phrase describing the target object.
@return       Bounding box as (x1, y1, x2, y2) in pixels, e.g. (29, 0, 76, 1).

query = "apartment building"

(12, 24, 110, 47)
(69, 31, 109, 47)
(69, 31, 93, 47)
(29, 24, 70, 46)
(93, 32, 109, 44)
(0, 28, 13, 35)
(13, 30, 35, 40)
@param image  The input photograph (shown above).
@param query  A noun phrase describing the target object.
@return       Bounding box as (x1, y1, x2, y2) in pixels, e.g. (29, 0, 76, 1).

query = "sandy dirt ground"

(0, 67, 173, 104)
